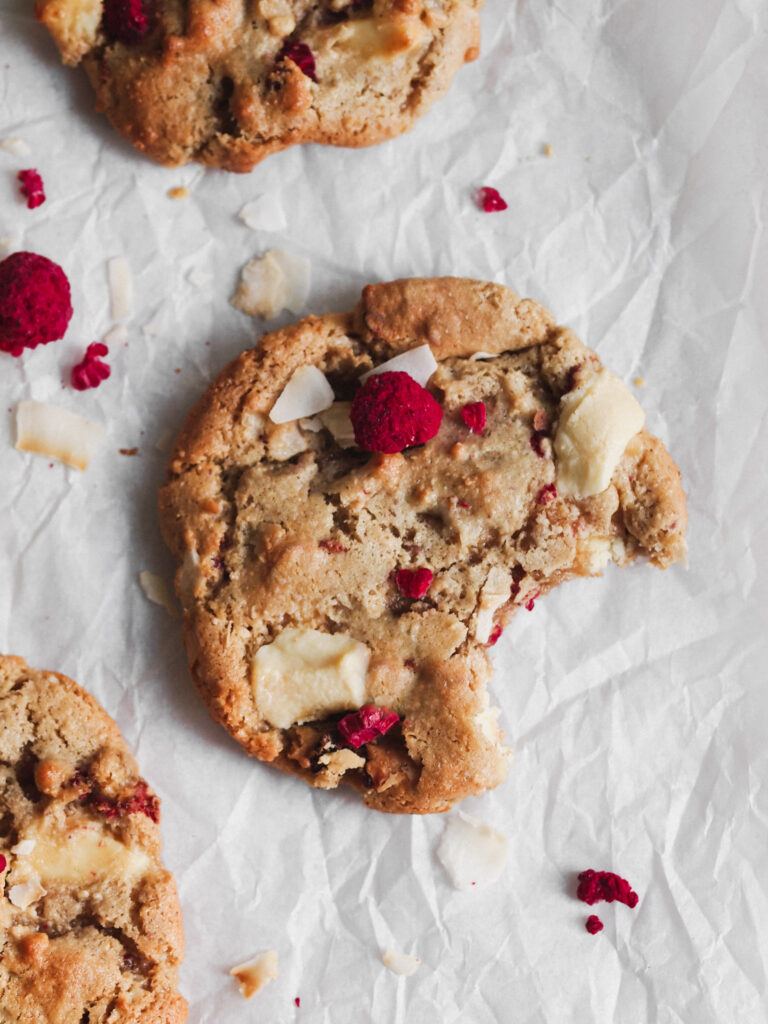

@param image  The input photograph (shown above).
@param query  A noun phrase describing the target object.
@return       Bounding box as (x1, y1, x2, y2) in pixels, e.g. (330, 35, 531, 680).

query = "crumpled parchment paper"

(1, 1, 767, 1021)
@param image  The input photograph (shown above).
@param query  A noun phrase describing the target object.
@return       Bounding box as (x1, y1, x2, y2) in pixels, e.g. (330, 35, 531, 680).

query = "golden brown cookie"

(0, 655, 187, 1024)
(159, 277, 687, 813)
(36, 0, 484, 171)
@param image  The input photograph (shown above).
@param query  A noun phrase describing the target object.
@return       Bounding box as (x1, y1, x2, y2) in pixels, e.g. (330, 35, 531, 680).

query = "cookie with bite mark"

(0, 655, 187, 1023)
(159, 276, 687, 813)
(36, 0, 484, 171)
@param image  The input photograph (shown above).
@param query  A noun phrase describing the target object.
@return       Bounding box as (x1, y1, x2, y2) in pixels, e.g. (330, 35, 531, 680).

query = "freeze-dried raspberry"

(396, 567, 433, 599)
(350, 371, 443, 453)
(0, 251, 72, 357)
(102, 0, 150, 45)
(0, 854, 6, 873)
(17, 169, 45, 209)
(537, 483, 557, 505)
(486, 624, 503, 647)
(577, 870, 638, 909)
(71, 342, 111, 391)
(524, 591, 539, 611)
(86, 779, 160, 823)
(319, 539, 348, 553)
(338, 705, 399, 748)
(460, 401, 486, 434)
(475, 187, 508, 212)
(277, 41, 317, 81)
(585, 915, 603, 934)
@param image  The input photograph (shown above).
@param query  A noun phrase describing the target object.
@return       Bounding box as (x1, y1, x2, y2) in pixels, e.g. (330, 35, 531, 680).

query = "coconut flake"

(8, 878, 46, 910)
(437, 811, 508, 890)
(299, 416, 323, 432)
(142, 312, 164, 337)
(108, 257, 133, 321)
(382, 948, 421, 976)
(360, 344, 438, 388)
(16, 401, 104, 471)
(0, 228, 23, 253)
(187, 264, 212, 289)
(230, 950, 279, 999)
(238, 196, 287, 233)
(269, 365, 334, 424)
(319, 402, 356, 447)
(103, 324, 127, 347)
(266, 421, 310, 460)
(139, 571, 178, 617)
(474, 566, 511, 643)
(470, 351, 501, 361)
(0, 137, 31, 157)
(11, 839, 35, 857)
(269, 250, 310, 314)
(231, 250, 310, 320)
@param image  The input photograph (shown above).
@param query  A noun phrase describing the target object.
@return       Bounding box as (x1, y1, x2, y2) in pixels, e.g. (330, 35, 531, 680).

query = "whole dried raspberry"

(0, 251, 73, 357)
(102, 0, 150, 45)
(72, 342, 111, 390)
(350, 371, 443, 453)
(577, 870, 638, 909)
(585, 915, 604, 934)
(18, 169, 45, 209)
(277, 40, 317, 82)
(460, 401, 486, 434)
(396, 567, 433, 599)
(338, 705, 399, 749)
(475, 186, 508, 213)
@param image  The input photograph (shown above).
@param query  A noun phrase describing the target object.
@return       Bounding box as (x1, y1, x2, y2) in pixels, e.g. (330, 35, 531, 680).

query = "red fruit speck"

(350, 371, 443, 454)
(487, 623, 503, 646)
(0, 251, 73, 357)
(294, 997, 301, 1007)
(0, 854, 6, 873)
(338, 705, 399, 749)
(18, 169, 45, 209)
(319, 538, 348, 553)
(475, 186, 508, 213)
(577, 870, 639, 909)
(87, 779, 160, 824)
(102, 0, 149, 43)
(585, 915, 604, 934)
(530, 431, 548, 457)
(71, 342, 111, 391)
(537, 483, 557, 505)
(524, 591, 540, 611)
(277, 40, 317, 81)
(460, 401, 486, 434)
(396, 566, 434, 599)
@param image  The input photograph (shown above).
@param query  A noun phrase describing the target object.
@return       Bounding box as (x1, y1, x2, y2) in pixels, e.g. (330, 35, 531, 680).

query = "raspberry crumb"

(475, 187, 508, 212)
(0, 251, 73, 357)
(86, 779, 160, 823)
(102, 0, 150, 44)
(350, 371, 443, 453)
(71, 342, 111, 391)
(577, 870, 639, 909)
(338, 705, 399, 748)
(460, 401, 486, 434)
(585, 915, 603, 934)
(524, 591, 540, 611)
(277, 41, 317, 81)
(396, 567, 434, 599)
(530, 431, 548, 457)
(17, 169, 45, 209)
(487, 624, 503, 647)
(294, 997, 301, 1007)
(537, 483, 557, 505)
(319, 539, 348, 553)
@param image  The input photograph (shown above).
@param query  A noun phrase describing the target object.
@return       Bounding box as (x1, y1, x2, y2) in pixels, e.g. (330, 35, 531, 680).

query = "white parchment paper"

(1, 2, 767, 1021)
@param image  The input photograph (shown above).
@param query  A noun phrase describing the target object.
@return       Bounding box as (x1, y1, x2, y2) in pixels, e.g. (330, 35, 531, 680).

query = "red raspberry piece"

(487, 624, 503, 647)
(102, 0, 150, 45)
(460, 401, 486, 434)
(524, 590, 540, 611)
(475, 187, 508, 212)
(0, 251, 72, 357)
(277, 40, 318, 82)
(537, 483, 557, 505)
(17, 169, 45, 209)
(338, 705, 399, 748)
(577, 870, 639, 909)
(86, 779, 160, 823)
(530, 431, 548, 457)
(71, 342, 111, 391)
(396, 567, 433, 599)
(585, 915, 604, 934)
(350, 371, 443, 453)
(0, 854, 6, 873)
(319, 539, 348, 553)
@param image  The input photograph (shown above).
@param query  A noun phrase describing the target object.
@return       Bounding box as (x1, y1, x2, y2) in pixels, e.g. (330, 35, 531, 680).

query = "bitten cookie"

(159, 277, 687, 814)
(36, 0, 483, 171)
(0, 655, 187, 1024)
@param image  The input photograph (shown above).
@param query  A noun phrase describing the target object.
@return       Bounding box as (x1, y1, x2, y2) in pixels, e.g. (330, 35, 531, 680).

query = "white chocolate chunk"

(473, 566, 511, 643)
(437, 812, 509, 891)
(554, 369, 645, 498)
(108, 257, 133, 321)
(319, 402, 356, 448)
(252, 627, 370, 729)
(269, 365, 334, 424)
(8, 878, 46, 910)
(139, 571, 178, 617)
(16, 401, 104, 471)
(584, 537, 612, 574)
(331, 16, 428, 60)
(230, 950, 279, 999)
(382, 948, 421, 976)
(37, 0, 101, 64)
(361, 344, 438, 388)
(22, 820, 149, 885)
(266, 420, 310, 460)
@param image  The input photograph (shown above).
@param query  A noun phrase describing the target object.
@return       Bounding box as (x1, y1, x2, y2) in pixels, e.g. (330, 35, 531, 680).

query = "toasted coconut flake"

(269, 365, 334, 424)
(230, 950, 279, 999)
(108, 257, 133, 321)
(319, 402, 356, 447)
(361, 344, 437, 388)
(437, 811, 508, 890)
(382, 948, 421, 976)
(8, 878, 46, 910)
(474, 566, 511, 643)
(16, 401, 104, 471)
(231, 250, 310, 320)
(11, 839, 36, 857)
(0, 137, 31, 156)
(139, 571, 178, 617)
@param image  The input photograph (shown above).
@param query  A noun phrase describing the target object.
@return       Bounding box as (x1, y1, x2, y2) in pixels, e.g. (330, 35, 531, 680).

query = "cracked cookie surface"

(36, 0, 483, 170)
(159, 276, 687, 813)
(0, 655, 187, 1024)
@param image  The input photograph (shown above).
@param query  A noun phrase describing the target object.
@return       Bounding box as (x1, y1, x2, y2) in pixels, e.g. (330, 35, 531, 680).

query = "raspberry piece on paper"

(585, 915, 604, 934)
(71, 343, 111, 391)
(0, 251, 72, 357)
(18, 169, 45, 209)
(475, 187, 508, 212)
(350, 371, 442, 453)
(577, 869, 639, 909)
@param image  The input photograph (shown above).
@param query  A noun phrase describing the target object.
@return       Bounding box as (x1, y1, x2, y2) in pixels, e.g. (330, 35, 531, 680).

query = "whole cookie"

(0, 655, 187, 1024)
(159, 277, 687, 813)
(36, 0, 483, 170)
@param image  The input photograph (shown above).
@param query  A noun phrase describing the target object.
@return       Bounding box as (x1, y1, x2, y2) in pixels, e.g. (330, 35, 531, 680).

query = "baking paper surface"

(1, 2, 767, 1021)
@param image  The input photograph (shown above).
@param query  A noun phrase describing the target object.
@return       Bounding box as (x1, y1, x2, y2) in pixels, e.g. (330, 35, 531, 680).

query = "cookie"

(0, 655, 187, 1023)
(159, 276, 687, 813)
(36, 0, 484, 171)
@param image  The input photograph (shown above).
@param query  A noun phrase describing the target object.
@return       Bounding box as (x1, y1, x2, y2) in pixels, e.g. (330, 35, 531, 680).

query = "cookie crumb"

(230, 950, 279, 999)
(633, 376, 645, 387)
(168, 186, 189, 200)
(119, 447, 138, 456)
(382, 948, 421, 976)
(544, 142, 555, 158)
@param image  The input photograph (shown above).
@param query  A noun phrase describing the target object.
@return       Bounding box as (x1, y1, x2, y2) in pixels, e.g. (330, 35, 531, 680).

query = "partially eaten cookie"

(159, 277, 687, 813)
(36, 0, 484, 171)
(0, 655, 187, 1023)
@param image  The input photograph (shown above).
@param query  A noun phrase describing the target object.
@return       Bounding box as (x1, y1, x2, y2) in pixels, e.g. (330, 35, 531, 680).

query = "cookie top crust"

(159, 277, 687, 813)
(36, 0, 483, 170)
(0, 655, 187, 1024)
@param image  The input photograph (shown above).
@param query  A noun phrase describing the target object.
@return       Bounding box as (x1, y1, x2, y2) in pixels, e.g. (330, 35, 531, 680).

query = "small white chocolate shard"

(361, 344, 438, 388)
(108, 257, 133, 321)
(269, 365, 334, 424)
(230, 950, 279, 999)
(22, 820, 149, 885)
(15, 401, 104, 471)
(473, 566, 511, 643)
(319, 402, 356, 448)
(382, 948, 421, 976)
(437, 812, 509, 891)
